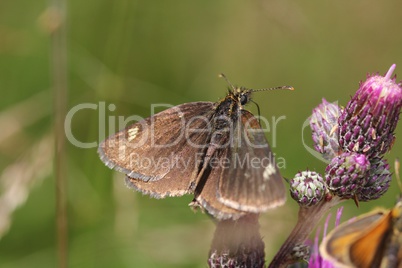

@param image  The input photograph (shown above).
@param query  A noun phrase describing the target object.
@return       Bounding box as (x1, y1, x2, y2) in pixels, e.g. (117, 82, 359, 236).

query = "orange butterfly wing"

(320, 210, 387, 267)
(349, 211, 393, 268)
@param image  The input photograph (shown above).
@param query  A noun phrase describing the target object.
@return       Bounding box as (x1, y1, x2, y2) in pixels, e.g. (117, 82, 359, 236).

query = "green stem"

(268, 196, 342, 268)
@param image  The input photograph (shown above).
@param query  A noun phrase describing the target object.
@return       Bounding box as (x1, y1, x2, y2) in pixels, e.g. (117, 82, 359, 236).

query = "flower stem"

(268, 196, 342, 267)
(208, 214, 265, 268)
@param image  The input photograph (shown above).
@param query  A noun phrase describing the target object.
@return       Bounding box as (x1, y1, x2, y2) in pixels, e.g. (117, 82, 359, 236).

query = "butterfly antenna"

(219, 73, 236, 92)
(395, 158, 402, 193)
(251, 85, 295, 92)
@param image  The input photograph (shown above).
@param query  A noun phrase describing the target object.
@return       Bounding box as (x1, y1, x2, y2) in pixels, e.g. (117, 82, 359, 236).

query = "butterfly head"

(234, 87, 253, 106)
(219, 73, 294, 103)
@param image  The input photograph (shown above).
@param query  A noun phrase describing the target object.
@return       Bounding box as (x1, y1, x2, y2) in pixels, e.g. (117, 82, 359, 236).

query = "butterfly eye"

(240, 94, 249, 105)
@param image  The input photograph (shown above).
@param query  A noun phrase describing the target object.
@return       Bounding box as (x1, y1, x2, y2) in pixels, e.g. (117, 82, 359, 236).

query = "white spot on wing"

(128, 127, 139, 142)
(263, 163, 276, 181)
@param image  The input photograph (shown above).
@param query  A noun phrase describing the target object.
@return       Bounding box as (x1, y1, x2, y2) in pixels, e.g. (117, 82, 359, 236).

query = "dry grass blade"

(0, 134, 53, 238)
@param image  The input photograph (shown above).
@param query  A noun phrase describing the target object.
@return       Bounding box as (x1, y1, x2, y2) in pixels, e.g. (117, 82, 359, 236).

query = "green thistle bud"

(290, 170, 327, 207)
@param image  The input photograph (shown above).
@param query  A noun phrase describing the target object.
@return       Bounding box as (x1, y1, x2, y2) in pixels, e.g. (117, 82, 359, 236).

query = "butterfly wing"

(349, 211, 393, 268)
(320, 210, 387, 267)
(217, 110, 286, 212)
(193, 151, 246, 220)
(99, 102, 215, 197)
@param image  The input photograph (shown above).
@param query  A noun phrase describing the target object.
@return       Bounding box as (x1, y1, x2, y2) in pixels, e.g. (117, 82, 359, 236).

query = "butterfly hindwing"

(217, 110, 286, 212)
(193, 158, 246, 220)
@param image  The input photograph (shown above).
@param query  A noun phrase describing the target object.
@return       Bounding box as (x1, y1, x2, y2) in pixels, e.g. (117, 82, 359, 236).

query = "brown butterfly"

(320, 160, 402, 268)
(98, 75, 293, 219)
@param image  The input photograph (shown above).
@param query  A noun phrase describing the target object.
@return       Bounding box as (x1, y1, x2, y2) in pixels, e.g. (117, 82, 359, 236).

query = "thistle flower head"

(310, 99, 342, 161)
(208, 215, 264, 268)
(325, 152, 371, 199)
(338, 64, 402, 158)
(290, 170, 327, 207)
(357, 157, 391, 201)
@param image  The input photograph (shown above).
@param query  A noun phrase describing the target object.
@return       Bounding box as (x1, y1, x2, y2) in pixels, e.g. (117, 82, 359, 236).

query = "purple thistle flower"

(308, 207, 343, 268)
(338, 64, 402, 158)
(325, 152, 371, 199)
(290, 171, 327, 207)
(310, 99, 342, 161)
(208, 214, 265, 268)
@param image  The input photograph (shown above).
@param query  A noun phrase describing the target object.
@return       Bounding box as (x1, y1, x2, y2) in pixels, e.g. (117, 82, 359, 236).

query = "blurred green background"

(1, 1, 402, 267)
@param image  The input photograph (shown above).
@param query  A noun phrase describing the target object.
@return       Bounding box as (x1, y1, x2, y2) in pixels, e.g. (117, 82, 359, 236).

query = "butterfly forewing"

(99, 102, 215, 196)
(217, 110, 286, 212)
